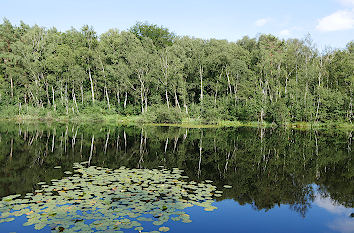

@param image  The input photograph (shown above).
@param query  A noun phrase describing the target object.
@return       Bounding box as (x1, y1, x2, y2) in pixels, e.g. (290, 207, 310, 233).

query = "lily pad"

(0, 163, 219, 232)
(159, 226, 170, 232)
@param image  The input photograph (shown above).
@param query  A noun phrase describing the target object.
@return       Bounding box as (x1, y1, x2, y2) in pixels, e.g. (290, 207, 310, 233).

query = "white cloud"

(279, 29, 291, 36)
(316, 9, 354, 31)
(328, 218, 354, 233)
(314, 196, 350, 215)
(337, 0, 354, 6)
(255, 18, 270, 27)
(315, 196, 354, 233)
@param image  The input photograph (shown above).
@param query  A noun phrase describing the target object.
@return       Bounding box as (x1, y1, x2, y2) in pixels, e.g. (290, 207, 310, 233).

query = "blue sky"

(1, 0, 353, 49)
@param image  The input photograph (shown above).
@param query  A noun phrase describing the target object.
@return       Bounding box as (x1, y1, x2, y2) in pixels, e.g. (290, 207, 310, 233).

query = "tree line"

(0, 19, 353, 124)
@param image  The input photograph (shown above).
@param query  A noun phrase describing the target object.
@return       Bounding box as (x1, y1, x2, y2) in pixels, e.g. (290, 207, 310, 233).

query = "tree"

(130, 22, 175, 49)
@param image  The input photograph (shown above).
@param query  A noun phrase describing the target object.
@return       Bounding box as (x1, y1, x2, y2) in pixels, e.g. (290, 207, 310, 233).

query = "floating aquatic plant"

(0, 162, 219, 232)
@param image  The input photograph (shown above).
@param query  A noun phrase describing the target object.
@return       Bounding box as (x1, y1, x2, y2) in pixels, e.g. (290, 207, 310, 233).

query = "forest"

(0, 19, 353, 125)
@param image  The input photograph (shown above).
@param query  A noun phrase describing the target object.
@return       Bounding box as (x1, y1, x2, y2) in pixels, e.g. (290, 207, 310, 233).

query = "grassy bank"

(0, 114, 268, 128)
(1, 113, 352, 131)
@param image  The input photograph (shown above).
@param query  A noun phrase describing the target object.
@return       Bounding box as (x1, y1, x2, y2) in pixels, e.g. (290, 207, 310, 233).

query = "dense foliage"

(0, 19, 353, 124)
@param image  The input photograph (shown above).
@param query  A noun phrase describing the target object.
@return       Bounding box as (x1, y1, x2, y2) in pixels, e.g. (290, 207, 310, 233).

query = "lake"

(0, 122, 353, 233)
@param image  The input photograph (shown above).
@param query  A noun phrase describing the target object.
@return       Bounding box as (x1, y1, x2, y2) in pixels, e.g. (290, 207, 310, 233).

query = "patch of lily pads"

(0, 162, 220, 232)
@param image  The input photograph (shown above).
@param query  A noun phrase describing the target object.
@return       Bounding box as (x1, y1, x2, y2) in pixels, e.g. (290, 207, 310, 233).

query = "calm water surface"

(0, 122, 352, 233)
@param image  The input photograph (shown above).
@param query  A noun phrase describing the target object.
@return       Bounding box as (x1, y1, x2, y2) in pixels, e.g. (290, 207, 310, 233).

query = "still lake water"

(0, 122, 352, 233)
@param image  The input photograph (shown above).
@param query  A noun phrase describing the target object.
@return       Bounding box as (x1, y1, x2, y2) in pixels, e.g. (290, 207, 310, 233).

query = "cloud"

(314, 196, 350, 215)
(328, 218, 354, 233)
(315, 196, 354, 233)
(337, 0, 354, 6)
(316, 9, 354, 31)
(279, 29, 291, 36)
(255, 18, 270, 27)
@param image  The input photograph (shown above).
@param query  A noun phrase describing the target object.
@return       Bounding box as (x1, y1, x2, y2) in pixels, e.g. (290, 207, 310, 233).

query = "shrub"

(189, 96, 230, 124)
(267, 100, 290, 125)
(120, 105, 141, 116)
(142, 105, 183, 123)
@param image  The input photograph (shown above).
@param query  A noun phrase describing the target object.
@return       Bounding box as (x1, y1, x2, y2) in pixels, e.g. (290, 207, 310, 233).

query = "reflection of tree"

(0, 122, 352, 218)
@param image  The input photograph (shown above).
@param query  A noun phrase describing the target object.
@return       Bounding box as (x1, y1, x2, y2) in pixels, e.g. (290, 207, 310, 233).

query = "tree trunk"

(88, 135, 94, 166)
(139, 76, 144, 113)
(349, 94, 353, 123)
(88, 68, 95, 104)
(10, 76, 14, 99)
(214, 80, 218, 104)
(165, 88, 170, 108)
(184, 102, 188, 115)
(198, 130, 203, 177)
(226, 71, 232, 95)
(65, 84, 69, 115)
(315, 98, 320, 121)
(234, 83, 238, 107)
(100, 57, 110, 110)
(60, 82, 64, 106)
(145, 91, 148, 113)
(72, 89, 79, 113)
(10, 139, 13, 159)
(164, 138, 169, 153)
(124, 92, 127, 108)
(52, 86, 56, 111)
(45, 80, 50, 106)
(318, 57, 322, 87)
(174, 89, 180, 109)
(105, 84, 111, 110)
(199, 65, 203, 103)
(117, 89, 120, 105)
(104, 130, 110, 155)
(80, 84, 84, 104)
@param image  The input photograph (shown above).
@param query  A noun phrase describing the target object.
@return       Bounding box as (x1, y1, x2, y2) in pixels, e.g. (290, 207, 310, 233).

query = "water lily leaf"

(0, 164, 219, 232)
(0, 217, 15, 223)
(204, 206, 218, 211)
(137, 217, 153, 221)
(2, 194, 21, 201)
(153, 220, 164, 226)
(159, 226, 170, 232)
(34, 222, 46, 230)
(182, 219, 192, 223)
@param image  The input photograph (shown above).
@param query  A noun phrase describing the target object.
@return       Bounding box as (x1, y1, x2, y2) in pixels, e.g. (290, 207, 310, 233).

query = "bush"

(120, 105, 141, 116)
(142, 105, 183, 123)
(267, 100, 290, 125)
(189, 96, 230, 124)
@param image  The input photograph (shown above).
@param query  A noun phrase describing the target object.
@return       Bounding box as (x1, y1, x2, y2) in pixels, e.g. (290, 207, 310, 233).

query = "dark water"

(0, 122, 353, 233)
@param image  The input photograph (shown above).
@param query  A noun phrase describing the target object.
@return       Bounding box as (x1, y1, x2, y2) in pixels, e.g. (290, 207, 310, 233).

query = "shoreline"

(0, 114, 352, 131)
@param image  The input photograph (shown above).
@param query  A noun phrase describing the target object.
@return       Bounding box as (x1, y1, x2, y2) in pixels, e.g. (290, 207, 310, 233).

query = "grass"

(0, 111, 352, 131)
(285, 121, 354, 131)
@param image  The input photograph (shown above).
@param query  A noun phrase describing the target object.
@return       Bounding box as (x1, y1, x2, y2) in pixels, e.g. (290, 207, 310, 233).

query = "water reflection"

(0, 122, 352, 219)
(315, 195, 354, 233)
(0, 163, 219, 232)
